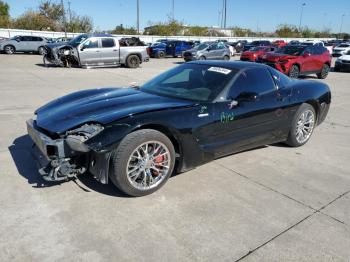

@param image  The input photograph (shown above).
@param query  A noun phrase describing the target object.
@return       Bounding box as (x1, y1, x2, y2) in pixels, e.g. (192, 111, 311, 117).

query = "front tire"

(286, 103, 316, 147)
(109, 129, 175, 197)
(199, 56, 206, 60)
(4, 45, 15, 54)
(38, 46, 46, 55)
(317, 64, 330, 79)
(223, 55, 230, 61)
(125, 55, 140, 68)
(156, 51, 165, 58)
(289, 64, 299, 79)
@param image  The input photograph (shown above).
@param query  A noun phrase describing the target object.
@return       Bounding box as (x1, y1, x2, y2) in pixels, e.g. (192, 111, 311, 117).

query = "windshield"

(140, 64, 238, 102)
(277, 45, 306, 56)
(250, 46, 265, 51)
(68, 34, 88, 47)
(338, 44, 350, 47)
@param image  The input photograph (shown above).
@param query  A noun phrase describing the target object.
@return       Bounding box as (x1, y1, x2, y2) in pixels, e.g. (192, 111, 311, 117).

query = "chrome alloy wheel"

(126, 141, 171, 190)
(295, 109, 315, 144)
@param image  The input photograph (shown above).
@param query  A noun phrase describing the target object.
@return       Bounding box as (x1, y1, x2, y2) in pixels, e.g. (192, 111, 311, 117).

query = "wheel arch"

(126, 53, 142, 63)
(304, 100, 320, 122)
(132, 124, 182, 158)
(4, 44, 15, 51)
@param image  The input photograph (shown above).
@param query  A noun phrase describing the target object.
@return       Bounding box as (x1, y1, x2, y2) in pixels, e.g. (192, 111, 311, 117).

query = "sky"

(5, 0, 350, 33)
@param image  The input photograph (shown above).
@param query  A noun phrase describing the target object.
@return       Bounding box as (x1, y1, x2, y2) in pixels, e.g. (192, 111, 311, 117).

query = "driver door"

(78, 37, 101, 66)
(194, 67, 283, 157)
(15, 36, 30, 51)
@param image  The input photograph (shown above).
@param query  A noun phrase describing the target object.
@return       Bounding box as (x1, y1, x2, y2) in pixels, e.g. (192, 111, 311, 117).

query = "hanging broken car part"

(43, 33, 149, 69)
(27, 61, 331, 196)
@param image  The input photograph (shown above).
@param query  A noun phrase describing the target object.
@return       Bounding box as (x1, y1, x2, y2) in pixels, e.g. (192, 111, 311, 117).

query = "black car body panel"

(27, 61, 331, 184)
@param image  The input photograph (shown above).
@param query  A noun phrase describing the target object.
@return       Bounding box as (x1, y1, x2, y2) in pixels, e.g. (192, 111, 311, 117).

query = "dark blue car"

(150, 40, 193, 58)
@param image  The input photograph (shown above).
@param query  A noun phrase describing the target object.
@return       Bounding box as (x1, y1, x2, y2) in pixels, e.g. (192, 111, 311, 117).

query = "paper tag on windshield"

(208, 67, 231, 75)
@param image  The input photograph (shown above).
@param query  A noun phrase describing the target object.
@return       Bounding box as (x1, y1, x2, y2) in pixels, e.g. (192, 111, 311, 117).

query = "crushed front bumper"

(27, 119, 111, 184)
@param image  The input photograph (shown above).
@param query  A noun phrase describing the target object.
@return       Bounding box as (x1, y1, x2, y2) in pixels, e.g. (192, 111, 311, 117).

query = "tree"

(301, 26, 314, 38)
(184, 26, 208, 36)
(144, 18, 183, 36)
(0, 0, 10, 28)
(13, 10, 57, 31)
(231, 26, 251, 37)
(39, 1, 63, 21)
(275, 24, 299, 37)
(110, 24, 137, 35)
(67, 13, 93, 33)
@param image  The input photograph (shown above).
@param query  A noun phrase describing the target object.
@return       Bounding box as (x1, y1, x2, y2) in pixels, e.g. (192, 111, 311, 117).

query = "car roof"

(84, 33, 113, 37)
(188, 60, 269, 70)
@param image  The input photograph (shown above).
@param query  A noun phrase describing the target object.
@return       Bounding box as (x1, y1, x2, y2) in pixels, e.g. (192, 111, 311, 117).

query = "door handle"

(95, 50, 100, 53)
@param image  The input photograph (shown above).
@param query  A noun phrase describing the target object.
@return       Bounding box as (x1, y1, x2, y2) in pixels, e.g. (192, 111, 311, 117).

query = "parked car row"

(240, 43, 334, 78)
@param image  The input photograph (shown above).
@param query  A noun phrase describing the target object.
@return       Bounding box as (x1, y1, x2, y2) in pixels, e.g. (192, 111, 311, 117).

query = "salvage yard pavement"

(0, 54, 350, 262)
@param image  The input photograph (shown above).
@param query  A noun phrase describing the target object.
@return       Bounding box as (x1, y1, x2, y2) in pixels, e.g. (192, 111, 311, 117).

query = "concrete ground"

(0, 54, 349, 262)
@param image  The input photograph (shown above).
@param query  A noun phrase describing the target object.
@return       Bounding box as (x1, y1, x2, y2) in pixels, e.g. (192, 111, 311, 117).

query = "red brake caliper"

(152, 155, 164, 176)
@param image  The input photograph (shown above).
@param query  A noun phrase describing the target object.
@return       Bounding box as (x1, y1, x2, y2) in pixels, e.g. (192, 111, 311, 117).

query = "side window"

(101, 38, 115, 48)
(217, 42, 225, 49)
(228, 68, 276, 99)
(210, 43, 219, 50)
(304, 46, 312, 55)
(20, 36, 31, 41)
(31, 37, 42, 41)
(82, 38, 98, 49)
(268, 67, 291, 88)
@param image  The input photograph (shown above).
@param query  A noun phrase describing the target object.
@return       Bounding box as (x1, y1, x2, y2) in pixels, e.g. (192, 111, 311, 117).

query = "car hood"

(35, 87, 194, 134)
(263, 52, 297, 61)
(45, 42, 73, 49)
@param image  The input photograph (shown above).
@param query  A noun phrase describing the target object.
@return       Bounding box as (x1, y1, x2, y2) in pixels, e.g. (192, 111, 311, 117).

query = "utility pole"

(298, 3, 306, 32)
(136, 0, 140, 34)
(223, 0, 227, 29)
(339, 14, 345, 36)
(172, 0, 175, 20)
(61, 0, 67, 37)
(68, 1, 72, 23)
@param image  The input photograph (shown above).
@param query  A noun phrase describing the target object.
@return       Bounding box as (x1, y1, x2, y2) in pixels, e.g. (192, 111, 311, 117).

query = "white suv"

(332, 43, 350, 57)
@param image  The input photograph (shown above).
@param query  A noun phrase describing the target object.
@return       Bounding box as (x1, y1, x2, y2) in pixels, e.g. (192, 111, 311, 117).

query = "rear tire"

(109, 129, 175, 197)
(4, 45, 15, 54)
(199, 56, 206, 60)
(223, 55, 230, 61)
(286, 103, 316, 147)
(125, 55, 140, 68)
(288, 64, 299, 79)
(317, 64, 330, 79)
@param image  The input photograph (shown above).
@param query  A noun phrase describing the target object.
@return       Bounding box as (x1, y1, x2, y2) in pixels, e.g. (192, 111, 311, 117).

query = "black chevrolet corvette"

(27, 61, 331, 196)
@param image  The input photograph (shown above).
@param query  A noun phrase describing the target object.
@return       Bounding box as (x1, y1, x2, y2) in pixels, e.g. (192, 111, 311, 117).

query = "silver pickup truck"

(43, 33, 149, 68)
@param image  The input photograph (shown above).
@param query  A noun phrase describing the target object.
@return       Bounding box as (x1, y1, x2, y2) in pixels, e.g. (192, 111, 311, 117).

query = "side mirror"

(303, 52, 311, 57)
(236, 92, 259, 102)
(207, 47, 211, 51)
(15, 38, 20, 42)
(80, 46, 85, 51)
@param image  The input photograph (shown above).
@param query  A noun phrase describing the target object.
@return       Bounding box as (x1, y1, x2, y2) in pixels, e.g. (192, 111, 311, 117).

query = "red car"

(240, 46, 276, 62)
(261, 45, 331, 79)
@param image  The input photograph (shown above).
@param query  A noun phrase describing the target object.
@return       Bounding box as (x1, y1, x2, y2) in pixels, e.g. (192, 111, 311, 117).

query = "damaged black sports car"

(27, 61, 331, 196)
